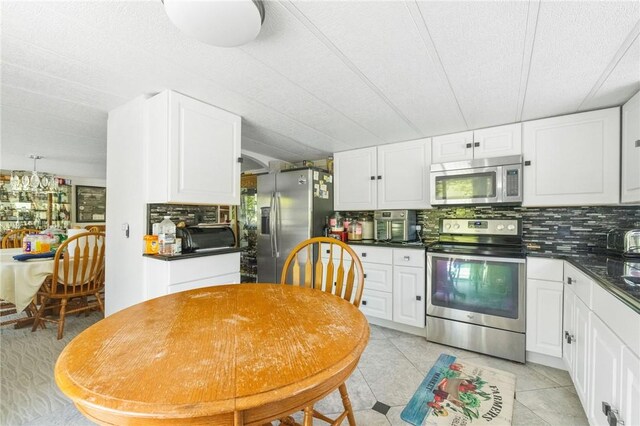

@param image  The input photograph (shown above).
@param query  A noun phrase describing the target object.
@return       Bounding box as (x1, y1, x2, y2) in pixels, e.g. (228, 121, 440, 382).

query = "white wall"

(105, 96, 148, 316)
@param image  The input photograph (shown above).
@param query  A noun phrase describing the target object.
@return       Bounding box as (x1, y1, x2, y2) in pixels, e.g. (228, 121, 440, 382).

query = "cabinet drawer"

(168, 272, 240, 294)
(564, 262, 593, 308)
(349, 245, 392, 265)
(362, 262, 393, 293)
(393, 248, 425, 268)
(360, 289, 392, 321)
(527, 257, 563, 282)
(169, 253, 240, 285)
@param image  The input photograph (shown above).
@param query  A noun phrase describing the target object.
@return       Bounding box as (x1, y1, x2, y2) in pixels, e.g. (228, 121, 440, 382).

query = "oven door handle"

(426, 253, 526, 264)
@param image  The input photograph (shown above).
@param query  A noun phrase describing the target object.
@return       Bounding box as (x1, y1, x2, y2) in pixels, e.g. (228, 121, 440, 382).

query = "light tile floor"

(1, 316, 588, 425)
(289, 324, 589, 425)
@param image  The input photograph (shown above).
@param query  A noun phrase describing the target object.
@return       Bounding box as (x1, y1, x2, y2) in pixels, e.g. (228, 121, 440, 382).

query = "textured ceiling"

(1, 0, 639, 178)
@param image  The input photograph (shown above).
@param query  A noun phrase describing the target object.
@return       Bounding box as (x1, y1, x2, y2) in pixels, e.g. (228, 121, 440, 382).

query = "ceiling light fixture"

(163, 0, 265, 48)
(9, 155, 59, 194)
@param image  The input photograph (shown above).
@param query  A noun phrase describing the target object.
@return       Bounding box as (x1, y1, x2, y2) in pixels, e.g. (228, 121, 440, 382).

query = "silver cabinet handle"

(567, 277, 575, 285)
(403, 255, 410, 261)
(635, 139, 640, 148)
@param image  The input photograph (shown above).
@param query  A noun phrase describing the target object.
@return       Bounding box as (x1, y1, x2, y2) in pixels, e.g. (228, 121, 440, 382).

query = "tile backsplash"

(417, 205, 640, 256)
(147, 204, 218, 234)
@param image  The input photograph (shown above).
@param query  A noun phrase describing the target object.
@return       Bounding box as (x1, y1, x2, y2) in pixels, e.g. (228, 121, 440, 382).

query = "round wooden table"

(55, 283, 370, 425)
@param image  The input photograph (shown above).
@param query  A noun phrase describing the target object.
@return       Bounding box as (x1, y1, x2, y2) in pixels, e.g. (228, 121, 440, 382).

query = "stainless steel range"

(426, 218, 526, 363)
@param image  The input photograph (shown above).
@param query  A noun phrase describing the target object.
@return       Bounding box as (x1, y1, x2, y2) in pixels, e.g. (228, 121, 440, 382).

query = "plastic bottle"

(158, 216, 176, 255)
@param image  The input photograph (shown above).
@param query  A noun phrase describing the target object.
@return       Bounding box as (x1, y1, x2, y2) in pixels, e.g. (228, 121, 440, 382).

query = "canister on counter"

(360, 217, 374, 240)
(143, 235, 159, 254)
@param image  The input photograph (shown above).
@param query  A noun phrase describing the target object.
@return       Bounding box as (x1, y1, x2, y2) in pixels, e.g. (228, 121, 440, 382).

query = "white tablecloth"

(0, 248, 55, 312)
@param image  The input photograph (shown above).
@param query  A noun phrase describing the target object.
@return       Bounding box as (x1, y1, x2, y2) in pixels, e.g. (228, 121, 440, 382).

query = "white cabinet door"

(360, 289, 392, 320)
(573, 296, 591, 410)
(147, 90, 241, 205)
(526, 278, 563, 357)
(522, 107, 620, 206)
(473, 123, 522, 160)
(334, 147, 377, 211)
(589, 313, 622, 426)
(377, 138, 431, 209)
(563, 287, 575, 371)
(362, 262, 393, 293)
(392, 265, 425, 327)
(622, 90, 640, 203)
(432, 131, 474, 163)
(619, 346, 640, 426)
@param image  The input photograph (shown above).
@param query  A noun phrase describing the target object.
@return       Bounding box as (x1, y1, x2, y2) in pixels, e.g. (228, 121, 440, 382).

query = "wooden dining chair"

(280, 236, 365, 426)
(31, 232, 105, 339)
(1, 228, 41, 249)
(84, 225, 105, 232)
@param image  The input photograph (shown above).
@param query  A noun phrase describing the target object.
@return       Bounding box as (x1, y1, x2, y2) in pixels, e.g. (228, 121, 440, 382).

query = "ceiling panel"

(522, 1, 640, 120)
(581, 36, 640, 110)
(417, 1, 530, 129)
(239, 1, 421, 144)
(1, 106, 106, 140)
(292, 1, 465, 137)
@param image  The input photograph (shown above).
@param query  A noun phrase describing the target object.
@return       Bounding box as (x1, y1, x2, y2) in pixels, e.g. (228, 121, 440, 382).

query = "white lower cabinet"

(145, 252, 241, 299)
(526, 257, 564, 358)
(619, 346, 640, 426)
(351, 245, 425, 328)
(589, 313, 622, 426)
(558, 259, 640, 426)
(360, 289, 392, 321)
(526, 278, 563, 357)
(392, 265, 425, 328)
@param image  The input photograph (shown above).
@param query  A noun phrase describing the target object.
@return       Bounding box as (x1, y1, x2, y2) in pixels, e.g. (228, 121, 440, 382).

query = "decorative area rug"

(401, 354, 516, 425)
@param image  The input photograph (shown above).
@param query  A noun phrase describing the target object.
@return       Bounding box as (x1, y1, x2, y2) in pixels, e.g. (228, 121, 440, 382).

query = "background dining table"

(0, 248, 55, 313)
(55, 283, 370, 426)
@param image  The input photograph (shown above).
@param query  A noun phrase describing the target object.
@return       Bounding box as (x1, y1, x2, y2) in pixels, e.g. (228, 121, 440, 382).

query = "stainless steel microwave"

(430, 155, 523, 205)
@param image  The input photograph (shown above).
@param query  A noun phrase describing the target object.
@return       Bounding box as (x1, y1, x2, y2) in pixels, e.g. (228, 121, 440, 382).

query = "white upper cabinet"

(334, 147, 377, 211)
(622, 91, 640, 204)
(146, 90, 241, 205)
(431, 123, 522, 163)
(377, 138, 431, 209)
(431, 131, 473, 163)
(522, 107, 620, 207)
(334, 138, 431, 211)
(472, 123, 522, 160)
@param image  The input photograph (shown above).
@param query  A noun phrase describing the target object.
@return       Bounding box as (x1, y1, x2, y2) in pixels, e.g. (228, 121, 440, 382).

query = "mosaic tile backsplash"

(147, 204, 218, 234)
(417, 205, 640, 256)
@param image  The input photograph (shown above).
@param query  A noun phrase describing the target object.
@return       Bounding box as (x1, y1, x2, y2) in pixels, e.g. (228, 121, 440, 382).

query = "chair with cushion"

(1, 228, 41, 249)
(280, 236, 365, 426)
(31, 232, 105, 339)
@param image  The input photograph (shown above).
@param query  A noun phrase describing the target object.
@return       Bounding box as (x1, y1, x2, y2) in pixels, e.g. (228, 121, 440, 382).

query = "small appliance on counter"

(176, 225, 236, 253)
(374, 210, 417, 242)
(607, 228, 640, 257)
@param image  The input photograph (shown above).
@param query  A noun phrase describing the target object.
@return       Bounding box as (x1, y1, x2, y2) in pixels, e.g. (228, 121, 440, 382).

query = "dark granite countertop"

(143, 246, 244, 261)
(527, 251, 640, 313)
(347, 240, 427, 250)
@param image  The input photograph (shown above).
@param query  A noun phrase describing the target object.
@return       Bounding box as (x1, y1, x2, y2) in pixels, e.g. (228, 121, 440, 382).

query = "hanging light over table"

(9, 155, 59, 194)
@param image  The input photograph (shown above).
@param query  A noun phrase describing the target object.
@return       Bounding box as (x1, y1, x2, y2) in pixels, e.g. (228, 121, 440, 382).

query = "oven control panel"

(440, 219, 520, 236)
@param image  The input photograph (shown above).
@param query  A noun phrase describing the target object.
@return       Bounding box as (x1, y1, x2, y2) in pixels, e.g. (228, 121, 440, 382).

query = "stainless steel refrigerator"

(257, 168, 333, 283)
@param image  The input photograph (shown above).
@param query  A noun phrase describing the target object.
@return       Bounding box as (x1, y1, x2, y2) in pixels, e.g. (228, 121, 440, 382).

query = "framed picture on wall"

(76, 185, 107, 223)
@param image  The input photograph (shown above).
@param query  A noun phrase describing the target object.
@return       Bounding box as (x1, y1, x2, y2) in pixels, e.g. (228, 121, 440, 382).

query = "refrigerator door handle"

(269, 192, 276, 257)
(274, 191, 281, 258)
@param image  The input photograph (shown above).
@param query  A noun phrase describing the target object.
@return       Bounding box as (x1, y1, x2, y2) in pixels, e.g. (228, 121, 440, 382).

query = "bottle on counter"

(329, 212, 343, 232)
(158, 216, 176, 256)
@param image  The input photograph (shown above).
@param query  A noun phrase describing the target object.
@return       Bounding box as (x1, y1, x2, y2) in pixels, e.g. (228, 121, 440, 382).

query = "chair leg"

(31, 296, 48, 332)
(339, 383, 356, 426)
(57, 299, 67, 340)
(303, 406, 314, 426)
(95, 291, 105, 313)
